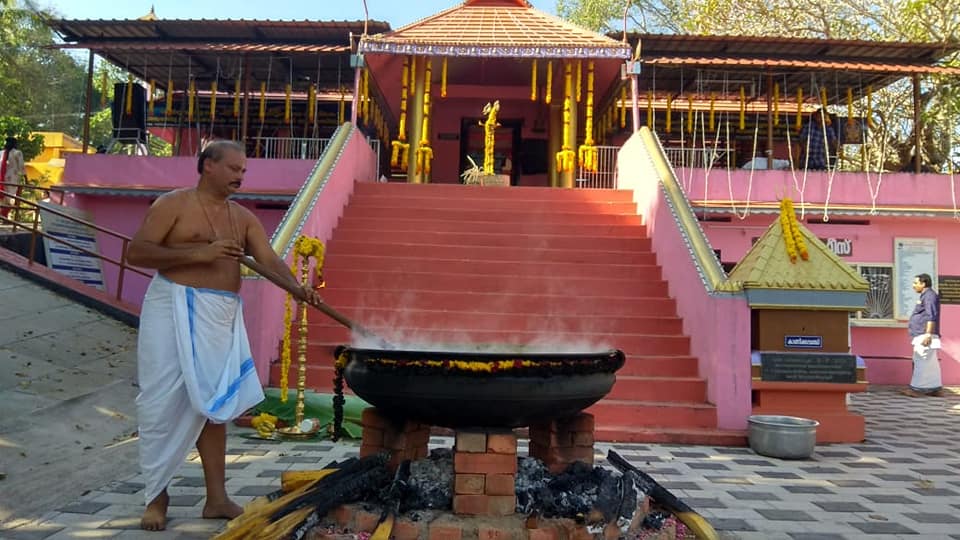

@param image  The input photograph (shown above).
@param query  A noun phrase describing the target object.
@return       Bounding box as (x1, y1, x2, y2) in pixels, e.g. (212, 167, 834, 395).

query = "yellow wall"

(25, 132, 91, 186)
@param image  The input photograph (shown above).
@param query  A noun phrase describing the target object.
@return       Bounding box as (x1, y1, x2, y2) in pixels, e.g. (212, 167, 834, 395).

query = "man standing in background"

(903, 273, 943, 397)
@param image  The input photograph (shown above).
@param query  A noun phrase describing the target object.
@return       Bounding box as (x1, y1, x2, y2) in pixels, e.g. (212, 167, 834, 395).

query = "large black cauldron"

(338, 347, 625, 428)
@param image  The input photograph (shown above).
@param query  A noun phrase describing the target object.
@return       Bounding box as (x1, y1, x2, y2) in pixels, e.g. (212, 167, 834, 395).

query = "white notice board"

(894, 237, 937, 320)
(38, 202, 106, 290)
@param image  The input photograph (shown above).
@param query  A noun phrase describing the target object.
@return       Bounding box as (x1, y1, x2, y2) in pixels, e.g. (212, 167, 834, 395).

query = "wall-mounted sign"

(820, 237, 852, 257)
(38, 202, 106, 291)
(894, 238, 937, 320)
(784, 335, 823, 349)
(937, 275, 960, 305)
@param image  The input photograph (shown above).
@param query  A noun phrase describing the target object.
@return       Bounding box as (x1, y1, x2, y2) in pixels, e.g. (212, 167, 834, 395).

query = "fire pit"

(337, 346, 625, 428)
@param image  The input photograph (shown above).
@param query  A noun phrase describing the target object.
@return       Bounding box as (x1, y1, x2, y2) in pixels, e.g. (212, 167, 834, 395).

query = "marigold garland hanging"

(846, 87, 854, 126)
(280, 236, 326, 402)
(147, 79, 155, 115)
(530, 59, 538, 102)
(545, 61, 553, 104)
(820, 87, 831, 125)
(578, 61, 598, 172)
(866, 85, 874, 128)
(665, 94, 673, 134)
(210, 81, 218, 121)
(795, 87, 803, 132)
(187, 79, 196, 121)
(391, 57, 410, 169)
(773, 84, 780, 126)
(686, 95, 694, 134)
(307, 84, 316, 123)
(738, 86, 745, 130)
(441, 57, 448, 98)
(576, 60, 583, 103)
(555, 62, 576, 174)
(258, 82, 266, 121)
(166, 79, 174, 116)
(233, 78, 241, 117)
(619, 85, 626, 129)
(415, 58, 433, 176)
(126, 74, 135, 115)
(778, 198, 808, 263)
(709, 92, 716, 132)
(647, 91, 654, 129)
(482, 100, 500, 175)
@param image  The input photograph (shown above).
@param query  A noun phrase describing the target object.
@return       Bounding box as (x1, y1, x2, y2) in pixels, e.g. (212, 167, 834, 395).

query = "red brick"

(453, 494, 489, 515)
(429, 523, 464, 540)
(559, 413, 595, 432)
(455, 452, 517, 474)
(354, 509, 381, 532)
(526, 526, 559, 540)
(332, 504, 354, 527)
(361, 407, 390, 429)
(478, 525, 515, 540)
(362, 426, 384, 447)
(456, 431, 488, 453)
(572, 432, 594, 447)
(392, 518, 423, 540)
(485, 473, 516, 496)
(486, 431, 518, 454)
(487, 495, 516, 516)
(455, 473, 486, 495)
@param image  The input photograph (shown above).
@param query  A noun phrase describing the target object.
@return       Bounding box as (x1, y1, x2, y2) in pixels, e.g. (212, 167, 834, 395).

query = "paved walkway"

(1, 269, 959, 539)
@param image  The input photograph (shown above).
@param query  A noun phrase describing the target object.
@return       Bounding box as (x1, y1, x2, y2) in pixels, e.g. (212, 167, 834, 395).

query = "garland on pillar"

(210, 81, 217, 121)
(738, 86, 745, 130)
(415, 58, 434, 176)
(866, 85, 874, 128)
(846, 87, 854, 126)
(709, 92, 716, 131)
(409, 56, 417, 98)
(665, 94, 673, 134)
(280, 236, 325, 402)
(647, 91, 654, 129)
(576, 60, 582, 103)
(545, 61, 553, 104)
(391, 56, 411, 170)
(555, 62, 576, 174)
(779, 198, 808, 263)
(441, 57, 448, 98)
(307, 84, 316, 123)
(259, 81, 266, 121)
(530, 59, 538, 101)
(795, 87, 803, 132)
(773, 84, 780, 126)
(482, 100, 500, 174)
(166, 79, 173, 116)
(578, 61, 598, 172)
(284, 83, 292, 123)
(361, 68, 369, 125)
(686, 95, 694, 134)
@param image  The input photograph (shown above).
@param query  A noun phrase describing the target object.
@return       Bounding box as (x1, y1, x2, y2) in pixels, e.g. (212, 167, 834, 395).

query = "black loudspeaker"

(111, 83, 147, 143)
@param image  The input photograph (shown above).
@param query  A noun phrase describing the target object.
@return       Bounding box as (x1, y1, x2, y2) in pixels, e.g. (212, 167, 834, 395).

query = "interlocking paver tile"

(811, 501, 871, 512)
(784, 486, 835, 494)
(848, 521, 918, 534)
(756, 509, 816, 521)
(728, 490, 781, 501)
(902, 512, 960, 523)
(861, 494, 920, 504)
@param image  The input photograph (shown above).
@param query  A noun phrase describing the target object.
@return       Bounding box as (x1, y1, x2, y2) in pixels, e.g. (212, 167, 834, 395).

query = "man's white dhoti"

(910, 334, 943, 392)
(136, 275, 264, 503)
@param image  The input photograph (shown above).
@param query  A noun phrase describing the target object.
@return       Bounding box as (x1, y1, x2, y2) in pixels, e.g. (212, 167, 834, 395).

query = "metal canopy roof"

(49, 19, 391, 93)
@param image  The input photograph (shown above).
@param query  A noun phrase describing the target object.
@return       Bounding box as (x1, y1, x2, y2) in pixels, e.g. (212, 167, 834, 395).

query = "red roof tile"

(360, 0, 629, 58)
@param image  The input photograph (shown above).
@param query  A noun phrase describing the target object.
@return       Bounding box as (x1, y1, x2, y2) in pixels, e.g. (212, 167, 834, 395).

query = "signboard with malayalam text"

(38, 202, 106, 291)
(894, 238, 937, 320)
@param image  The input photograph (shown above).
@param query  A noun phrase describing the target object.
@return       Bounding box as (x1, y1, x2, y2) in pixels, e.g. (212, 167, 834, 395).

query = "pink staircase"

(269, 182, 745, 445)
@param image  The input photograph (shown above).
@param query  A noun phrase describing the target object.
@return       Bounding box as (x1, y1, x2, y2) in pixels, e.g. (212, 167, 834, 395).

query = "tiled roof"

(50, 41, 348, 54)
(645, 56, 960, 75)
(725, 217, 869, 291)
(360, 0, 630, 58)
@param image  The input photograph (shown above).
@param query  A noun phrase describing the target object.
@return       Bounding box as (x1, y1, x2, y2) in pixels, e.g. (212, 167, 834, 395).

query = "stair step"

(588, 399, 717, 428)
(349, 196, 637, 214)
(340, 206, 644, 225)
(335, 217, 647, 237)
(353, 182, 635, 202)
(326, 240, 656, 264)
(325, 255, 662, 281)
(593, 426, 748, 445)
(314, 289, 678, 317)
(607, 376, 707, 401)
(321, 270, 669, 297)
(331, 229, 652, 251)
(307, 312, 683, 335)
(616, 356, 700, 377)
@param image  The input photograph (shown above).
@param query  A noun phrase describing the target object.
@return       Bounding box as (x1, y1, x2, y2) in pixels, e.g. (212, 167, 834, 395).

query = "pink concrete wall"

(679, 168, 957, 209)
(240, 128, 379, 382)
(618, 131, 752, 430)
(701, 214, 960, 386)
(63, 154, 316, 193)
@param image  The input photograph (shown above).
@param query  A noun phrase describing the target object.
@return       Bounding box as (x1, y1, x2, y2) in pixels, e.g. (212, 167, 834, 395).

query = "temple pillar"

(548, 103, 562, 187)
(560, 74, 578, 189)
(407, 57, 426, 183)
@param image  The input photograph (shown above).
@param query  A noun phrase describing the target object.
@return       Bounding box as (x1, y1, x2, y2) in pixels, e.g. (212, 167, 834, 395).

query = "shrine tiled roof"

(359, 0, 630, 59)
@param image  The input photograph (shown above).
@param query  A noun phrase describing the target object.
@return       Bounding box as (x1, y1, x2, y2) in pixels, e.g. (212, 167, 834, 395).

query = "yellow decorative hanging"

(545, 61, 553, 104)
(820, 87, 831, 125)
(307, 84, 316, 123)
(686, 95, 694, 134)
(187, 79, 195, 121)
(576, 60, 582, 103)
(482, 100, 500, 174)
(165, 79, 173, 116)
(258, 81, 266, 121)
(391, 57, 410, 170)
(646, 91, 653, 129)
(233, 78, 241, 117)
(284, 83, 292, 123)
(795, 87, 803, 132)
(147, 79, 155, 115)
(530, 59, 538, 102)
(665, 94, 673, 134)
(846, 87, 854, 126)
(709, 92, 716, 132)
(619, 85, 626, 129)
(361, 68, 369, 124)
(555, 62, 576, 174)
(409, 56, 417, 98)
(338, 87, 346, 125)
(578, 61, 598, 172)
(280, 236, 325, 402)
(866, 85, 874, 128)
(779, 198, 808, 263)
(209, 81, 217, 121)
(441, 57, 448, 98)
(100, 70, 109, 107)
(415, 58, 434, 176)
(126, 74, 134, 115)
(773, 83, 780, 126)
(738, 86, 745, 130)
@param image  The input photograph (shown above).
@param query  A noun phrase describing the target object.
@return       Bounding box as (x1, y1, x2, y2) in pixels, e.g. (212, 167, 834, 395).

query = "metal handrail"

(0, 182, 151, 301)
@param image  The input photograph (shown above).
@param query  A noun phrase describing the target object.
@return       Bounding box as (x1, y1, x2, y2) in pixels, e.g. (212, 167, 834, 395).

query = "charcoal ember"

(516, 457, 551, 513)
(402, 449, 453, 511)
(642, 510, 669, 530)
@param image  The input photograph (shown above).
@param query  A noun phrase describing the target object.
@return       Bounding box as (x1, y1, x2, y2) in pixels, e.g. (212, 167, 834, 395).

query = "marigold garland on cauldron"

(360, 355, 623, 377)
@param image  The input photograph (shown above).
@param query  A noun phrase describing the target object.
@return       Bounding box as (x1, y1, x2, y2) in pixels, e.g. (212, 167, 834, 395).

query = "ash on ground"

(402, 448, 454, 511)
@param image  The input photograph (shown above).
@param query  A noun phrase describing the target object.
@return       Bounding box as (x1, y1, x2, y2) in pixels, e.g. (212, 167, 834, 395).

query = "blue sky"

(40, 0, 557, 27)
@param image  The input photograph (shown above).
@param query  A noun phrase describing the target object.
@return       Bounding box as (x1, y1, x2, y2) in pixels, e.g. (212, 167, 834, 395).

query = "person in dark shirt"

(902, 273, 943, 397)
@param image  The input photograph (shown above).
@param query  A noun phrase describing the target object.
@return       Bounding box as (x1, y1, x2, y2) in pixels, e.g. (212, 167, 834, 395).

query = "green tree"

(0, 116, 44, 161)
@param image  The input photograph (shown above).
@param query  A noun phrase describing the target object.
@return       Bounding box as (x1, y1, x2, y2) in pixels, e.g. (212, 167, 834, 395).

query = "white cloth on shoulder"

(136, 275, 264, 504)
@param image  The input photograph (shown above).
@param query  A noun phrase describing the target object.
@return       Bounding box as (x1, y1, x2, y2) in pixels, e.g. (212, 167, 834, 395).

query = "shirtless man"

(126, 140, 321, 531)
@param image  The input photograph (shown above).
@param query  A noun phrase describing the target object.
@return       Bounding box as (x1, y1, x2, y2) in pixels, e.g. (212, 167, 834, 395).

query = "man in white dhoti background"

(126, 140, 322, 531)
(902, 273, 943, 398)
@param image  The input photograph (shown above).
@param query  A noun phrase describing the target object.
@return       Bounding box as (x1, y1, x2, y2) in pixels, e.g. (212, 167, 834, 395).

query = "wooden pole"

(913, 74, 922, 174)
(82, 50, 95, 153)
